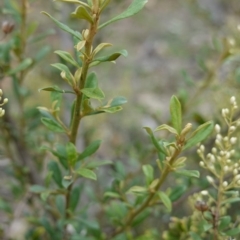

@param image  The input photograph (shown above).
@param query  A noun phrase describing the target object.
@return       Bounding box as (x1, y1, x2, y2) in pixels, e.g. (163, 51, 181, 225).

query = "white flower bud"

(206, 175, 214, 183)
(222, 108, 229, 117)
(200, 161, 205, 167)
(226, 159, 231, 163)
(197, 149, 201, 155)
(230, 150, 235, 156)
(215, 124, 221, 133)
(0, 108, 5, 117)
(200, 145, 205, 152)
(220, 151, 225, 156)
(237, 180, 240, 185)
(230, 126, 236, 133)
(235, 174, 240, 180)
(212, 148, 217, 154)
(215, 139, 221, 147)
(210, 155, 215, 162)
(230, 96, 236, 104)
(223, 181, 228, 187)
(224, 166, 229, 172)
(225, 152, 230, 159)
(233, 169, 238, 175)
(230, 137, 237, 145)
(223, 137, 228, 142)
(201, 190, 208, 195)
(234, 163, 239, 168)
(216, 134, 222, 140)
(3, 98, 8, 104)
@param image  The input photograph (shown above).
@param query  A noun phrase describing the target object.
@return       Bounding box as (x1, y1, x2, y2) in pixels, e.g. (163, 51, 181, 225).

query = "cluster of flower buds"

(0, 89, 8, 117)
(197, 96, 240, 190)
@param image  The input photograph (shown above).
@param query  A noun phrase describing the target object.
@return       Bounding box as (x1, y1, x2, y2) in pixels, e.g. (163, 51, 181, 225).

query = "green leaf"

(85, 72, 98, 89)
(175, 169, 200, 178)
(42, 11, 82, 40)
(169, 185, 187, 201)
(76, 168, 97, 180)
(85, 160, 112, 169)
(69, 186, 82, 211)
(157, 191, 172, 212)
(184, 121, 214, 150)
(100, 0, 111, 13)
(66, 142, 78, 166)
(219, 216, 231, 231)
(155, 124, 178, 135)
(92, 49, 128, 63)
(99, 0, 148, 29)
(41, 117, 65, 133)
(81, 87, 105, 100)
(222, 197, 240, 205)
(54, 50, 79, 67)
(54, 0, 91, 10)
(71, 6, 93, 23)
(55, 195, 65, 216)
(40, 191, 50, 202)
(170, 95, 182, 134)
(127, 186, 148, 194)
(92, 43, 112, 56)
(62, 177, 73, 189)
(78, 140, 101, 161)
(189, 232, 202, 240)
(51, 90, 62, 110)
(142, 165, 154, 186)
(143, 127, 167, 155)
(30, 185, 46, 193)
(48, 161, 62, 188)
(101, 96, 127, 108)
(225, 228, 240, 236)
(104, 191, 121, 199)
(97, 106, 122, 114)
(7, 58, 33, 75)
(51, 63, 74, 85)
(38, 86, 75, 94)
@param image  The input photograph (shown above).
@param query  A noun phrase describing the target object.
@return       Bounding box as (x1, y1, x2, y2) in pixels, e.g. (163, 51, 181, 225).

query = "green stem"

(108, 147, 182, 239)
(65, 8, 100, 225)
(69, 14, 99, 144)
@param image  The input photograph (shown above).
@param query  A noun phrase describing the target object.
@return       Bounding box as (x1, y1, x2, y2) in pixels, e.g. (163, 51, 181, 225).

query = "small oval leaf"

(158, 191, 172, 212)
(184, 121, 214, 150)
(76, 168, 97, 180)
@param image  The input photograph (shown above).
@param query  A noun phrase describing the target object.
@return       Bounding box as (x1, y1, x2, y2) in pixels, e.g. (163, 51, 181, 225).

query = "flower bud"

(194, 200, 209, 212)
(1, 21, 14, 34)
(215, 124, 221, 133)
(223, 181, 228, 187)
